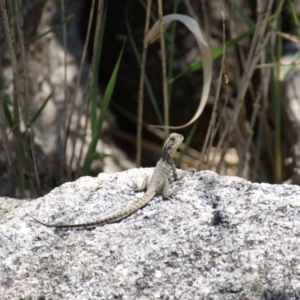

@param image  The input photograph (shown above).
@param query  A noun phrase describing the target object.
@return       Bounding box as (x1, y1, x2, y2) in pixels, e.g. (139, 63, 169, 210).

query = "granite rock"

(1, 169, 300, 299)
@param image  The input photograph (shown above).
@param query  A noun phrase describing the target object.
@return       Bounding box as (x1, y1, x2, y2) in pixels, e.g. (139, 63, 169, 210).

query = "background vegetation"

(1, 0, 300, 198)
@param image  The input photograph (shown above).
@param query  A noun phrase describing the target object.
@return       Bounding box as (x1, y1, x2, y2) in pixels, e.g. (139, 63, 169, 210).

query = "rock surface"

(1, 169, 300, 299)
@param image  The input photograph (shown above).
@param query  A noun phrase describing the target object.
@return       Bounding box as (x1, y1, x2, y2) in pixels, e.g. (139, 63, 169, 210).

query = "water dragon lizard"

(30, 133, 184, 229)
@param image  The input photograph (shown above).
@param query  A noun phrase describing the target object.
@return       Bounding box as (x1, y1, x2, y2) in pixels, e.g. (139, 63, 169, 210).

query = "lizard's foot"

(163, 186, 182, 200)
(162, 178, 184, 200)
(128, 176, 149, 192)
(176, 170, 189, 181)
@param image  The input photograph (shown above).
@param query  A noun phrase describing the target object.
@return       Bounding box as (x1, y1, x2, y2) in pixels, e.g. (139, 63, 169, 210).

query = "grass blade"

(125, 13, 163, 125)
(31, 89, 55, 124)
(91, 4, 107, 133)
(25, 14, 74, 45)
(170, 29, 253, 83)
(2, 94, 14, 128)
(80, 41, 126, 176)
(228, 0, 255, 29)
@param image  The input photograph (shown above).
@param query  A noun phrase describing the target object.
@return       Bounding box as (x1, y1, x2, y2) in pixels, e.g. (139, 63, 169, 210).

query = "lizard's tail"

(30, 191, 156, 229)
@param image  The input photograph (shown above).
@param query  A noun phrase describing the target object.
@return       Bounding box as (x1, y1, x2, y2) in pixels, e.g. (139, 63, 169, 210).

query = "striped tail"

(29, 191, 156, 229)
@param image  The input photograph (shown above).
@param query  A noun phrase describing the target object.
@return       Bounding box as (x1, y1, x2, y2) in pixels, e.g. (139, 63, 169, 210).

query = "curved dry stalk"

(146, 13, 212, 129)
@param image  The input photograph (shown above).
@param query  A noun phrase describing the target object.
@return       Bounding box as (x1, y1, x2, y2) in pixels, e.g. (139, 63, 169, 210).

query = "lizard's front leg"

(164, 169, 188, 199)
(170, 159, 187, 181)
(170, 158, 179, 181)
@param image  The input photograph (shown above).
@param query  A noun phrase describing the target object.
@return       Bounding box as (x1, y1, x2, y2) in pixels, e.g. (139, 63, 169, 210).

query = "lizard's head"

(162, 133, 184, 156)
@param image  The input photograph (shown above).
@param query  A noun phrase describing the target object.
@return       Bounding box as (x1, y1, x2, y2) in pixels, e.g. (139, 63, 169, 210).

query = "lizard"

(29, 132, 184, 229)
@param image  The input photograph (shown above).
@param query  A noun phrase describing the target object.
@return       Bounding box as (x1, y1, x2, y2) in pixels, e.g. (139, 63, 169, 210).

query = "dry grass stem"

(157, 0, 169, 137)
(112, 129, 191, 165)
(0, 0, 25, 196)
(112, 102, 171, 141)
(136, 0, 152, 166)
(75, 0, 104, 176)
(216, 0, 273, 158)
(238, 90, 262, 176)
(253, 51, 271, 180)
(256, 61, 300, 69)
(14, 1, 40, 195)
(69, 0, 95, 171)
(60, 0, 69, 179)
(197, 11, 226, 171)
